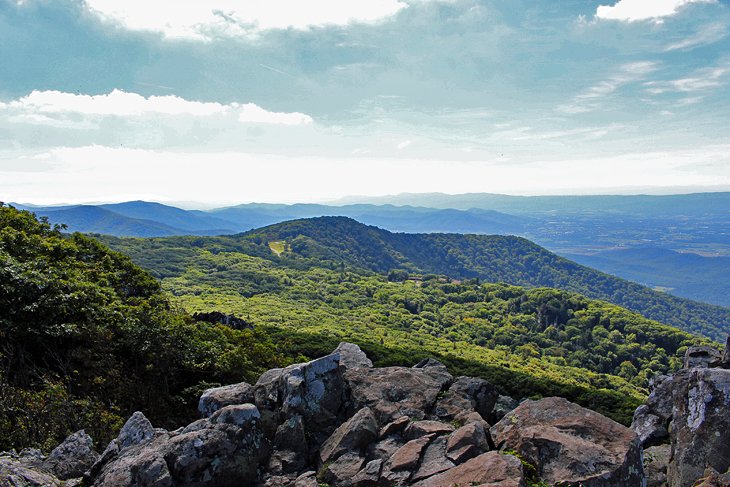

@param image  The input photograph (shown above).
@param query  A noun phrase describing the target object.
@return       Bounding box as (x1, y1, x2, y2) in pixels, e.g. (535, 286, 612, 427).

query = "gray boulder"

(432, 376, 499, 423)
(90, 404, 268, 487)
(667, 367, 730, 487)
(643, 444, 670, 487)
(198, 381, 253, 417)
(344, 365, 452, 424)
(44, 430, 98, 480)
(319, 407, 378, 465)
(334, 342, 373, 369)
(491, 397, 644, 487)
(722, 334, 730, 369)
(684, 345, 723, 369)
(117, 411, 155, 449)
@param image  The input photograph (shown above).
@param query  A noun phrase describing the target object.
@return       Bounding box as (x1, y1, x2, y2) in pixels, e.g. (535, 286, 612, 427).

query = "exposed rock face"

(0, 450, 63, 487)
(491, 397, 644, 487)
(198, 381, 253, 418)
(631, 373, 674, 447)
(432, 376, 499, 423)
(667, 367, 730, 487)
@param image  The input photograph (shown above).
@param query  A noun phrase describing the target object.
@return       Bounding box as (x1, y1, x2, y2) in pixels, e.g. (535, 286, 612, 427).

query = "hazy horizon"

(3, 0, 730, 204)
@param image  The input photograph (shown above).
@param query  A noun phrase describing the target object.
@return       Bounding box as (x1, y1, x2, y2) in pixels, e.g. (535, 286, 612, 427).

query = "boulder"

(446, 421, 490, 464)
(351, 458, 382, 486)
(198, 381, 253, 417)
(411, 436, 455, 482)
(667, 367, 730, 487)
(344, 365, 452, 424)
(44, 429, 98, 480)
(90, 404, 268, 487)
(269, 414, 308, 474)
(319, 407, 378, 465)
(253, 350, 346, 440)
(403, 420, 454, 440)
(334, 342, 373, 369)
(631, 405, 668, 448)
(432, 376, 499, 423)
(378, 416, 410, 438)
(491, 397, 644, 487)
(492, 394, 519, 423)
(319, 452, 365, 487)
(412, 451, 525, 487)
(643, 444, 670, 487)
(0, 451, 63, 487)
(722, 335, 730, 369)
(380, 434, 433, 484)
(684, 345, 723, 369)
(117, 411, 156, 449)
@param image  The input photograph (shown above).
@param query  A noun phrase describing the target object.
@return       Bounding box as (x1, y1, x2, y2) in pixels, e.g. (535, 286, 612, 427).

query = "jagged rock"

(684, 345, 723, 369)
(334, 342, 373, 369)
(0, 453, 63, 486)
(198, 381, 253, 417)
(380, 434, 433, 484)
(644, 444, 670, 487)
(491, 397, 644, 487)
(365, 437, 403, 464)
(344, 365, 452, 424)
(667, 367, 730, 487)
(379, 416, 410, 438)
(351, 459, 382, 486)
(411, 436, 455, 482)
(192, 311, 252, 330)
(412, 451, 525, 487)
(118, 411, 156, 449)
(492, 394, 519, 423)
(432, 376, 499, 423)
(722, 335, 730, 369)
(320, 452, 365, 487)
(44, 429, 98, 480)
(90, 404, 268, 487)
(269, 415, 308, 474)
(631, 405, 669, 448)
(403, 420, 454, 440)
(446, 421, 490, 464)
(319, 407, 378, 465)
(253, 350, 346, 440)
(413, 358, 446, 369)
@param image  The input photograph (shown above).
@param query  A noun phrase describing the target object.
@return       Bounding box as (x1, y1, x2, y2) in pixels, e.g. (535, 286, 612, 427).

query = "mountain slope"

(244, 217, 729, 340)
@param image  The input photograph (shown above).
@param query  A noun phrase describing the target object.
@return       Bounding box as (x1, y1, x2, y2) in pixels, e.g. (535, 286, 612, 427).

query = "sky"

(1, 0, 730, 206)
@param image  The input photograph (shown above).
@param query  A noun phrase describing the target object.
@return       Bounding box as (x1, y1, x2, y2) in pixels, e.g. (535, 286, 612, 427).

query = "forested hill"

(244, 217, 730, 341)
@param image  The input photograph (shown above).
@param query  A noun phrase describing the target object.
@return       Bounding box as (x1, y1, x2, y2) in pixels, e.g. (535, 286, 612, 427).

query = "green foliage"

(104, 228, 715, 425)
(0, 204, 285, 451)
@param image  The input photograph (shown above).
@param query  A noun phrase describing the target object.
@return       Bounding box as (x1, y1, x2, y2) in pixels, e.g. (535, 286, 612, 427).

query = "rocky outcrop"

(491, 397, 644, 487)
(5, 341, 676, 487)
(631, 335, 730, 487)
(44, 430, 98, 480)
(667, 367, 730, 487)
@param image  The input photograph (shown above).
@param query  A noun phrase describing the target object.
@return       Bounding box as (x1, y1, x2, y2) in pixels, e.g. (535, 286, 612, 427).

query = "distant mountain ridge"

(243, 216, 729, 341)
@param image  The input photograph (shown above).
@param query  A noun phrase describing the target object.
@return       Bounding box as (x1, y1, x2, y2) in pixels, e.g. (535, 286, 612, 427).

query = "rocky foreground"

(2, 339, 729, 487)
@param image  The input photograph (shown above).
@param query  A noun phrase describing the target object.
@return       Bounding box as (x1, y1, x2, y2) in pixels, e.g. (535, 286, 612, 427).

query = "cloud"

(558, 62, 659, 114)
(644, 63, 730, 94)
(664, 22, 727, 51)
(0, 89, 313, 125)
(595, 0, 716, 23)
(81, 0, 409, 40)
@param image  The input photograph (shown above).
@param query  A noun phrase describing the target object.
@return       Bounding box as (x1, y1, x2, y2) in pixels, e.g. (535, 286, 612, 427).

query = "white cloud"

(558, 62, 659, 114)
(0, 90, 313, 125)
(644, 64, 730, 94)
(82, 0, 409, 40)
(664, 22, 727, 51)
(595, 0, 715, 22)
(396, 140, 412, 149)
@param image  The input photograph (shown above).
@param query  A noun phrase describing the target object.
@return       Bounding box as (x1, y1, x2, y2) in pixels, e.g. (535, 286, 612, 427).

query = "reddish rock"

(446, 421, 490, 464)
(403, 420, 455, 440)
(411, 436, 455, 482)
(491, 397, 643, 487)
(412, 451, 525, 487)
